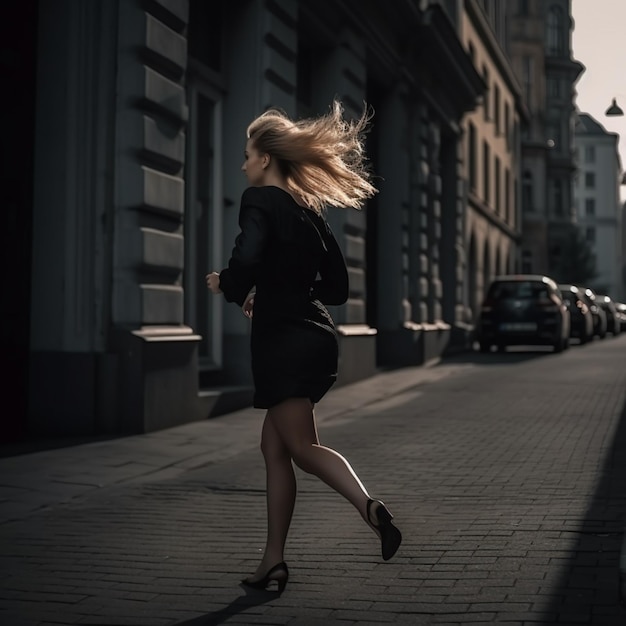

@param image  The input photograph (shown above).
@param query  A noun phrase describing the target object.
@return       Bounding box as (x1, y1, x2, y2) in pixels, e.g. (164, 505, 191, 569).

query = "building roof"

(575, 112, 614, 136)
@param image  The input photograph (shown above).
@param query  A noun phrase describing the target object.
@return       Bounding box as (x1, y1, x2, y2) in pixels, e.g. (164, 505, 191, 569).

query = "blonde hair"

(246, 100, 378, 213)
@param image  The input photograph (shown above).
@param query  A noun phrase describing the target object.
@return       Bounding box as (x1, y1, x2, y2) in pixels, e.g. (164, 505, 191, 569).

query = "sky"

(571, 0, 626, 201)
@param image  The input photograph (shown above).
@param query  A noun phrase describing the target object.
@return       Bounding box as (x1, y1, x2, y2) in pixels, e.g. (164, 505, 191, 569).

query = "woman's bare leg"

(268, 398, 372, 520)
(247, 412, 297, 581)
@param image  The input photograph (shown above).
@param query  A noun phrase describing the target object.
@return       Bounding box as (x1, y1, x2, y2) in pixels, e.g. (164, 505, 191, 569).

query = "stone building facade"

(6, 0, 508, 440)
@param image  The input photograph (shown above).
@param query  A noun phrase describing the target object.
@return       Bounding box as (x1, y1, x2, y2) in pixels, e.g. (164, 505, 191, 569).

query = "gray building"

(574, 113, 624, 300)
(7, 0, 494, 441)
(505, 0, 583, 278)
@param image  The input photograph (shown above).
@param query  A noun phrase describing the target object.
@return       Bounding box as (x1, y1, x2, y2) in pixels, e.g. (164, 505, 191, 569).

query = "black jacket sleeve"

(310, 218, 349, 306)
(218, 188, 269, 307)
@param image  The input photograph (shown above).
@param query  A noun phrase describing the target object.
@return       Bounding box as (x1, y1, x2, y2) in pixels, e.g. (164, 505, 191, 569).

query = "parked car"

(616, 302, 626, 332)
(581, 288, 607, 339)
(476, 274, 570, 353)
(558, 284, 594, 344)
(595, 294, 621, 336)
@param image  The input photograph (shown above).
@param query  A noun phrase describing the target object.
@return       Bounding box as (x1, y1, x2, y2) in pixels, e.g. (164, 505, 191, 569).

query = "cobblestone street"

(1, 336, 625, 625)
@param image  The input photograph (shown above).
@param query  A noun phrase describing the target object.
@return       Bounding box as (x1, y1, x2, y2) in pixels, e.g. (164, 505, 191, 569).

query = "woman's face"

(242, 139, 267, 186)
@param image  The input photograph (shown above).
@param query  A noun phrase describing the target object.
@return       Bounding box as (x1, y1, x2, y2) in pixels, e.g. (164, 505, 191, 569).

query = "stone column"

(110, 0, 205, 433)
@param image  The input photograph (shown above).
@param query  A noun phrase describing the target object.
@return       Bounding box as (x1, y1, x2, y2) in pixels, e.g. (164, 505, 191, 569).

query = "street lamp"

(605, 97, 624, 116)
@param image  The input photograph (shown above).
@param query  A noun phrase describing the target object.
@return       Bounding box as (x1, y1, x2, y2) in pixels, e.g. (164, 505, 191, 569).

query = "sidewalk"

(0, 359, 469, 525)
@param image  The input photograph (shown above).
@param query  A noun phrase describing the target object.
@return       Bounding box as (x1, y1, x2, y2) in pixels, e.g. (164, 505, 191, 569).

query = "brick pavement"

(1, 336, 626, 625)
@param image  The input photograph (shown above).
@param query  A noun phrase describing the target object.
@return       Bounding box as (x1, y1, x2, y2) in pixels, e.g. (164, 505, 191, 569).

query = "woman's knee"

(291, 444, 317, 474)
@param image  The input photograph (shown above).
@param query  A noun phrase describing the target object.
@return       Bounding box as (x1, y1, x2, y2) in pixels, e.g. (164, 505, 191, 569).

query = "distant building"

(573, 113, 624, 300)
(459, 0, 526, 318)
(504, 0, 584, 278)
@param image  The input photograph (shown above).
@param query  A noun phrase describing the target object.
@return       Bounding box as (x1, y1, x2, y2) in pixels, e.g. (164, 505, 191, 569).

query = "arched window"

(546, 6, 565, 55)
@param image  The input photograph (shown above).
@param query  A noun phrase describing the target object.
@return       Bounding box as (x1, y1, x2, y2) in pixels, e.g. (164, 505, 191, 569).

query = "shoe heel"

(242, 561, 289, 593)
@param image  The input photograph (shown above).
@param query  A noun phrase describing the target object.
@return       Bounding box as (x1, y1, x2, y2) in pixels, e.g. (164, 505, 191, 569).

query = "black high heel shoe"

(241, 562, 289, 593)
(367, 499, 402, 561)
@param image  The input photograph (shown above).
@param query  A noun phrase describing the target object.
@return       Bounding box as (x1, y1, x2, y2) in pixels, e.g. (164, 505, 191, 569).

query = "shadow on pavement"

(173, 585, 279, 625)
(545, 394, 626, 623)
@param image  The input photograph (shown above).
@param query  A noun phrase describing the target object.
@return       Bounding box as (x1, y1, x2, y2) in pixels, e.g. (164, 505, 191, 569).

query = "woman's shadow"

(173, 583, 281, 626)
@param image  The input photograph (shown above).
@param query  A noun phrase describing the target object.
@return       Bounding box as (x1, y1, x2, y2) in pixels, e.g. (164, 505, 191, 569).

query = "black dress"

(218, 185, 349, 409)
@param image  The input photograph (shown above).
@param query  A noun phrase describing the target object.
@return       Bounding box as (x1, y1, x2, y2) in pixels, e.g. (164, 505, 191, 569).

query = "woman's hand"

(206, 272, 223, 294)
(242, 293, 255, 319)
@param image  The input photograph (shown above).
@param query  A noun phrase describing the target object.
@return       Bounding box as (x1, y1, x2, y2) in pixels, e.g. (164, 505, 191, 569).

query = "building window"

(547, 77, 561, 98)
(188, 0, 223, 71)
(483, 141, 490, 204)
(522, 56, 533, 109)
(495, 156, 501, 214)
(519, 0, 530, 15)
(483, 65, 490, 120)
(504, 102, 511, 150)
(585, 172, 595, 188)
(494, 84, 501, 134)
(553, 179, 563, 215)
(585, 227, 595, 243)
(584, 146, 596, 163)
(585, 198, 596, 216)
(522, 170, 533, 212)
(522, 249, 532, 273)
(468, 122, 477, 191)
(505, 168, 511, 221)
(547, 6, 565, 55)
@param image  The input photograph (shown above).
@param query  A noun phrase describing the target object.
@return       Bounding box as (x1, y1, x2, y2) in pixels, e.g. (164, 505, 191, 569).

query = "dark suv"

(476, 275, 570, 353)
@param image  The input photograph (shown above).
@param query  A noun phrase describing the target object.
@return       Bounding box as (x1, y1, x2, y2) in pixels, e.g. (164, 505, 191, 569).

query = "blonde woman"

(206, 101, 401, 592)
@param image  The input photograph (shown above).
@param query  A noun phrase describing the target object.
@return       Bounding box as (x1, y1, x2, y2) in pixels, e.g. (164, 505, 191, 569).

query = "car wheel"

(553, 337, 563, 353)
(497, 343, 506, 353)
(479, 341, 490, 353)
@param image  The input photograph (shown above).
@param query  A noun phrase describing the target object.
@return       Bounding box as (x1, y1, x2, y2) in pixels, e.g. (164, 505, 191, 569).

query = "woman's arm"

(310, 219, 349, 305)
(213, 188, 269, 307)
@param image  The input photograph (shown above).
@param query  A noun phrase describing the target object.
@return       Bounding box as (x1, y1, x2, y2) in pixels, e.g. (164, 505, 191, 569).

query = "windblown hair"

(246, 100, 378, 213)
